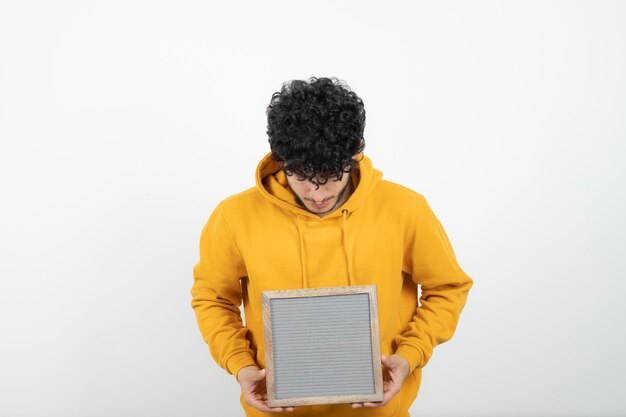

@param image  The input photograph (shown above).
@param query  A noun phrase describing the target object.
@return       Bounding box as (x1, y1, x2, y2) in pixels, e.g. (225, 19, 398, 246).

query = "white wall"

(1, 1, 624, 416)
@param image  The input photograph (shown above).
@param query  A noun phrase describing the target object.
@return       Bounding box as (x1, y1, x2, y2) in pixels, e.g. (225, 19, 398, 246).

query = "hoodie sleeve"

(191, 202, 257, 379)
(394, 195, 473, 373)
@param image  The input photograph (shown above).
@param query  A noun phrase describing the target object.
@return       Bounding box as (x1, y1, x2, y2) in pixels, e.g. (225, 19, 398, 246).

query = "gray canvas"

(270, 293, 375, 399)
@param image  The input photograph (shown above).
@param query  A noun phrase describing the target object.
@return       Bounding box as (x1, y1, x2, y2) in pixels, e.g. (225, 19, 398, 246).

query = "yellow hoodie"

(191, 153, 473, 417)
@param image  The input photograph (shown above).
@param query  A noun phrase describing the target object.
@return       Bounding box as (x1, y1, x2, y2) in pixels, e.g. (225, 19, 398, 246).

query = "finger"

(351, 403, 363, 408)
(257, 368, 266, 381)
(250, 392, 296, 413)
(269, 406, 295, 413)
(246, 396, 294, 413)
(362, 401, 384, 408)
(362, 393, 391, 408)
(381, 354, 398, 371)
(381, 354, 392, 368)
(361, 394, 389, 408)
(364, 383, 401, 408)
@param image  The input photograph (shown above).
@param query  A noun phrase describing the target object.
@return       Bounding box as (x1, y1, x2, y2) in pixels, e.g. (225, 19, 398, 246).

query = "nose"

(308, 184, 326, 202)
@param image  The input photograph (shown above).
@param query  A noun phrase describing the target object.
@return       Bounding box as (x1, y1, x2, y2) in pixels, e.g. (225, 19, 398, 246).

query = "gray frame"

(262, 285, 383, 407)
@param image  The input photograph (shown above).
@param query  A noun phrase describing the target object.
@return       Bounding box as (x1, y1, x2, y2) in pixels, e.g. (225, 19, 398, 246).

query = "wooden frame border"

(262, 285, 383, 407)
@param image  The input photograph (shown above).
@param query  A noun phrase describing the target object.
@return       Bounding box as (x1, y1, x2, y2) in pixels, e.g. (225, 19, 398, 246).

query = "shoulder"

(374, 179, 427, 205)
(220, 186, 259, 207)
(213, 186, 262, 217)
(199, 187, 262, 235)
(367, 180, 434, 225)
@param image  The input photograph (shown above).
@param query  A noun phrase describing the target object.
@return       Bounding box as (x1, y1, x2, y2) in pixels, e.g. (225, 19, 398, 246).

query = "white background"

(1, 1, 625, 416)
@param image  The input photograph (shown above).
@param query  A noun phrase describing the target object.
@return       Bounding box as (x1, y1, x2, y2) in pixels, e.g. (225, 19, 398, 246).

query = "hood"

(255, 152, 383, 219)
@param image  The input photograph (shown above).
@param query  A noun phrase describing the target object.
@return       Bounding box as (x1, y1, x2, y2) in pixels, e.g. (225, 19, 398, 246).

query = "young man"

(191, 77, 473, 417)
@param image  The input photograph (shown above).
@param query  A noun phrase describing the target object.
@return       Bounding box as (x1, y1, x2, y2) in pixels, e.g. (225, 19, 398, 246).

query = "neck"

(336, 176, 354, 208)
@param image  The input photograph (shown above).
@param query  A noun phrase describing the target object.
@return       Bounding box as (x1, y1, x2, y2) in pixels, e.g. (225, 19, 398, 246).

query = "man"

(191, 77, 473, 417)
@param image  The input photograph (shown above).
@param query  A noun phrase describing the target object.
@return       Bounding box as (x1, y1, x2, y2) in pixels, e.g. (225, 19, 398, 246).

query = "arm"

(192, 204, 297, 413)
(191, 203, 257, 379)
(351, 195, 472, 409)
(394, 195, 473, 373)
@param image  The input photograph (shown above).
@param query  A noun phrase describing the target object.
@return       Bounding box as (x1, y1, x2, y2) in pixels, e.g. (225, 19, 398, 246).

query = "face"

(285, 172, 352, 217)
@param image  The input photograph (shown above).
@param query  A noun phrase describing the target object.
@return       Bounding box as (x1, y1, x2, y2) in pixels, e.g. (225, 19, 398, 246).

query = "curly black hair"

(266, 77, 366, 186)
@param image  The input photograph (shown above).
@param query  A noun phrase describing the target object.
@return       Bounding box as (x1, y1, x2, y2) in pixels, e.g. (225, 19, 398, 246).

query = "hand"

(237, 366, 295, 413)
(350, 354, 410, 409)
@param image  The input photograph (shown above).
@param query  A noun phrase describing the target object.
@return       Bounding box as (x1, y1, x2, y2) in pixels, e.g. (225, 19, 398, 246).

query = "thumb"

(256, 368, 266, 380)
(382, 355, 404, 372)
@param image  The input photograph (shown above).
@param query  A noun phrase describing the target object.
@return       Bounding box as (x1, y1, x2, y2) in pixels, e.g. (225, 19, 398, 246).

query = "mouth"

(311, 201, 330, 209)
(308, 199, 333, 210)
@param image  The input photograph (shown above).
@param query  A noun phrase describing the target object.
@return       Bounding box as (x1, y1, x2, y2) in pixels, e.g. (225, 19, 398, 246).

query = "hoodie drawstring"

(295, 210, 355, 288)
(342, 209, 355, 286)
(295, 214, 308, 288)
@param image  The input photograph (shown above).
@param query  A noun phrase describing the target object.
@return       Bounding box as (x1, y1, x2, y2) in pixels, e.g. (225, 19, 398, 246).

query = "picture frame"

(262, 285, 383, 407)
